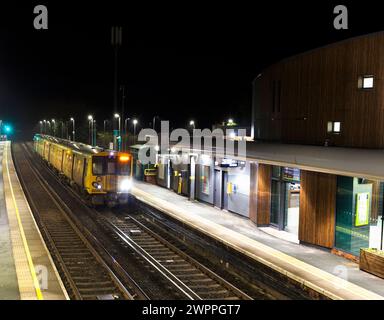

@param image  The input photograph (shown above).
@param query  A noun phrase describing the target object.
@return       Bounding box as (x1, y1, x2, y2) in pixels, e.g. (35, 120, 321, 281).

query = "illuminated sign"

(282, 167, 300, 182)
(355, 192, 370, 227)
(220, 159, 238, 168)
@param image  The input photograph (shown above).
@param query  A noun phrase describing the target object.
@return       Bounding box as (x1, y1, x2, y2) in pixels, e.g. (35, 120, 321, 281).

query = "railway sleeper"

(78, 287, 118, 293)
(75, 281, 115, 288)
(197, 290, 233, 298)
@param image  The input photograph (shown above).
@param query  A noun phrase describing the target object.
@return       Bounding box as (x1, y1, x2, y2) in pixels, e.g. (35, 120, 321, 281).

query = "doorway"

(222, 171, 228, 210)
(214, 169, 221, 208)
(270, 166, 300, 237)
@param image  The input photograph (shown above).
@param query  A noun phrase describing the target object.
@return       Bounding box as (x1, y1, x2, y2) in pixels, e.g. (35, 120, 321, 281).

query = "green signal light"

(3, 124, 12, 134)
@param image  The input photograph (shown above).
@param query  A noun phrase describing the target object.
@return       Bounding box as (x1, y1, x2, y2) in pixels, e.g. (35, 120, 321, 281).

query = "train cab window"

(119, 163, 130, 175)
(117, 155, 131, 175)
(107, 159, 116, 174)
(92, 157, 104, 175)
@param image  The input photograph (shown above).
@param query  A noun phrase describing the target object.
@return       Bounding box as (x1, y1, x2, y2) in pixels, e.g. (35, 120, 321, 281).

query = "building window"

(335, 176, 384, 256)
(358, 75, 374, 89)
(327, 121, 341, 134)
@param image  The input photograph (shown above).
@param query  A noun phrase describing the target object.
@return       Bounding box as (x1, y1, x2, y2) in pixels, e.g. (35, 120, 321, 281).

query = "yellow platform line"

(4, 143, 43, 300)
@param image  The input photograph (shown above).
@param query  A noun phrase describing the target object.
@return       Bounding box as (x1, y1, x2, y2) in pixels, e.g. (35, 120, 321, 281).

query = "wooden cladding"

(254, 32, 384, 148)
(299, 170, 336, 248)
(256, 164, 271, 226)
(249, 162, 258, 223)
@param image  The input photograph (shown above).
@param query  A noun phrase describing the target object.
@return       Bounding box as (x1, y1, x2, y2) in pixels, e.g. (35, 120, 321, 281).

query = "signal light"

(119, 155, 130, 162)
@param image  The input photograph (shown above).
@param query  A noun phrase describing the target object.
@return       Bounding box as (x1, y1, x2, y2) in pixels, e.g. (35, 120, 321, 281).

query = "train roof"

(34, 134, 105, 155)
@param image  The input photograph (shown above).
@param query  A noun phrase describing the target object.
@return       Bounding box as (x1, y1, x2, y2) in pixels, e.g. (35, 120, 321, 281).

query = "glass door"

(270, 180, 282, 226)
(283, 181, 300, 236)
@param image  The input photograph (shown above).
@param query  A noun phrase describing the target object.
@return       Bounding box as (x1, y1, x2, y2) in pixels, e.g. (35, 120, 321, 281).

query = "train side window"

(92, 157, 104, 175)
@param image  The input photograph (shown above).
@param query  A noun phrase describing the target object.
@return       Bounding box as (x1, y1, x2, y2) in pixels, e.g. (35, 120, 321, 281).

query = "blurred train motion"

(33, 134, 133, 207)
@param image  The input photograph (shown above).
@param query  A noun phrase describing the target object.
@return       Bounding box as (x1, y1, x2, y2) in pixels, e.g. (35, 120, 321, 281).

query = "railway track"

(18, 142, 252, 300)
(13, 143, 138, 300)
(96, 212, 252, 300)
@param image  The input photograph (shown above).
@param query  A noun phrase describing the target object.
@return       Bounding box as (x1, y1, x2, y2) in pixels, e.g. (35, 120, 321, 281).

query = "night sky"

(0, 1, 383, 140)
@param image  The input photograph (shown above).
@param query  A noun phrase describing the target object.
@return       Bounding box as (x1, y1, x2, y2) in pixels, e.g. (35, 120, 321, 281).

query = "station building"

(250, 31, 384, 258)
(131, 32, 384, 260)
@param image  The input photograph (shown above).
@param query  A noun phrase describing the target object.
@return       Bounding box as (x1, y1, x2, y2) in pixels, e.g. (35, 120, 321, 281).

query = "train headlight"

(119, 178, 132, 192)
(92, 182, 102, 190)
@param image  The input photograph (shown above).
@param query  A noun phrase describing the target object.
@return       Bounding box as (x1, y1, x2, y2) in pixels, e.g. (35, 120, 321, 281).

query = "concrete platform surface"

(0, 142, 19, 299)
(1, 141, 68, 300)
(131, 180, 384, 300)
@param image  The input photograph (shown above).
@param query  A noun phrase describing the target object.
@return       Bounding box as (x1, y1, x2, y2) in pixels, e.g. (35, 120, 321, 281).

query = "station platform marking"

(2, 142, 69, 300)
(131, 183, 384, 300)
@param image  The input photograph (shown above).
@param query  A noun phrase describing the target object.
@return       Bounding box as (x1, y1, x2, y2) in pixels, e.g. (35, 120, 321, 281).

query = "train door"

(60, 150, 64, 172)
(70, 154, 75, 179)
(82, 158, 87, 188)
(181, 170, 189, 195)
(214, 169, 221, 208)
(222, 171, 229, 211)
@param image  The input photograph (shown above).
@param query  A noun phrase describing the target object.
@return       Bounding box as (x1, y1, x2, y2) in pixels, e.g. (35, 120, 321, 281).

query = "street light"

(189, 120, 195, 130)
(228, 118, 234, 125)
(93, 119, 97, 146)
(43, 120, 47, 134)
(88, 115, 93, 145)
(114, 113, 121, 151)
(47, 120, 51, 135)
(52, 119, 56, 136)
(133, 119, 138, 142)
(153, 115, 160, 131)
(70, 117, 75, 141)
(39, 121, 43, 134)
(124, 117, 131, 135)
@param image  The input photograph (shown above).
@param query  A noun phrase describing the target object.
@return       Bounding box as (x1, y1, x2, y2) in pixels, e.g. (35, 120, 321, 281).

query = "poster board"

(355, 192, 370, 227)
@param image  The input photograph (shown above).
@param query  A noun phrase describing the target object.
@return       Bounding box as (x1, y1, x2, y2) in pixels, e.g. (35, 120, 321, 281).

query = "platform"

(0, 141, 68, 300)
(131, 180, 384, 300)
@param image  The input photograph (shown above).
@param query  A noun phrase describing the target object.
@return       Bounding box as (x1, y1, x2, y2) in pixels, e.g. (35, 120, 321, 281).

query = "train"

(33, 134, 133, 207)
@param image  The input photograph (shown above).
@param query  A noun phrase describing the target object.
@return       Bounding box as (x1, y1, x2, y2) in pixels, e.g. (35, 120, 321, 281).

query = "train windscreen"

(92, 155, 131, 176)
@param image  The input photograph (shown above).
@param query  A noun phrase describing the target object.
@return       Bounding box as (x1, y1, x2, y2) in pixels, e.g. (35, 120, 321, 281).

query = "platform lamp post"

(103, 119, 108, 134)
(88, 115, 93, 146)
(114, 113, 121, 151)
(59, 121, 65, 139)
(51, 119, 56, 137)
(124, 117, 130, 150)
(133, 119, 138, 143)
(43, 120, 46, 134)
(70, 117, 75, 142)
(93, 119, 97, 146)
(39, 121, 43, 134)
(103, 119, 109, 148)
(189, 120, 195, 130)
(153, 115, 160, 131)
(47, 120, 51, 135)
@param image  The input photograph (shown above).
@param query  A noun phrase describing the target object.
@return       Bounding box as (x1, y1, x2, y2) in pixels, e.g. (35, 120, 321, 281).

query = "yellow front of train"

(89, 150, 133, 207)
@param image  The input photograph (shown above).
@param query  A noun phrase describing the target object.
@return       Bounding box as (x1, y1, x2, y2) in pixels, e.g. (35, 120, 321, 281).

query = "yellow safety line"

(4, 143, 43, 300)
